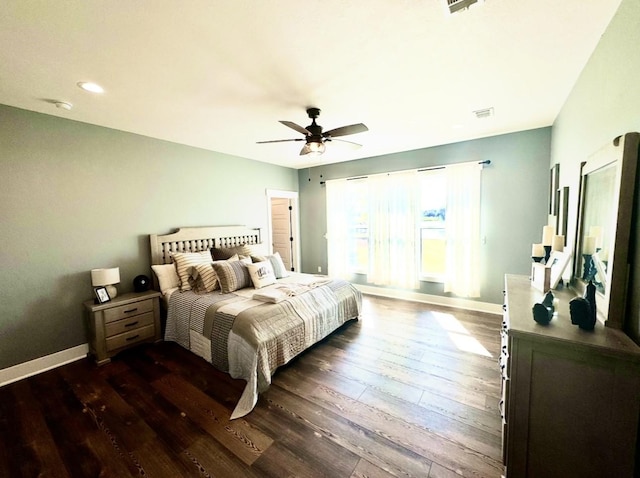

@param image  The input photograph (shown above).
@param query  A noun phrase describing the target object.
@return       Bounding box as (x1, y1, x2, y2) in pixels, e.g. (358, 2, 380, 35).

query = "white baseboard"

(0, 343, 89, 387)
(355, 284, 502, 315)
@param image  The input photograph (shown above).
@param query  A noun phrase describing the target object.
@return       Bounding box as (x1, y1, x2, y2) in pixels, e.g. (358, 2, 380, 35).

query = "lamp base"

(105, 284, 118, 299)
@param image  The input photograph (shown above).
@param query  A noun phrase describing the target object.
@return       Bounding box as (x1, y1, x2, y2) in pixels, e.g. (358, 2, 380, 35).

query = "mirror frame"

(572, 132, 639, 329)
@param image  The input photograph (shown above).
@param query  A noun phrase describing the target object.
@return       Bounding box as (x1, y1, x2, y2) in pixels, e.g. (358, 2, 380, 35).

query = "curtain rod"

(320, 159, 491, 185)
(418, 159, 491, 172)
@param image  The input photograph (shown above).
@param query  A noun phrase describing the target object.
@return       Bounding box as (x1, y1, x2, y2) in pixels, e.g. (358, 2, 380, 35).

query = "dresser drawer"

(106, 324, 155, 352)
(103, 298, 154, 323)
(105, 311, 155, 337)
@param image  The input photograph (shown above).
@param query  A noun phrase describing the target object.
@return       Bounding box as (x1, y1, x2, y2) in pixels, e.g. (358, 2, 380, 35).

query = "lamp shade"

(91, 267, 120, 287)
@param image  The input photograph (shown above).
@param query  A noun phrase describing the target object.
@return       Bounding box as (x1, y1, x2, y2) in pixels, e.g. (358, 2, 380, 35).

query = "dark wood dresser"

(501, 274, 640, 477)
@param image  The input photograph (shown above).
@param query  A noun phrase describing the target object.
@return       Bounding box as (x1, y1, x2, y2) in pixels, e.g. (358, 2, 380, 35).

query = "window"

(326, 161, 482, 297)
(347, 179, 368, 273)
(420, 170, 447, 280)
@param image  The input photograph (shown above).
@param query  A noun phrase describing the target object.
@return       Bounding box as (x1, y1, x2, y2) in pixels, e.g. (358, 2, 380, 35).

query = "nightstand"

(84, 290, 162, 365)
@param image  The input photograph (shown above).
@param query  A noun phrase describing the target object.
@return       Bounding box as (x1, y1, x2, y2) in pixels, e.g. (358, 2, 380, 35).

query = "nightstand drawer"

(106, 324, 155, 352)
(103, 298, 154, 323)
(105, 312, 155, 337)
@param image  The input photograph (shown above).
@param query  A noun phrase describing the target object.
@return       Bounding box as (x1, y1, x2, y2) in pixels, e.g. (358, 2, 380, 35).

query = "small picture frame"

(548, 250, 572, 289)
(94, 286, 111, 304)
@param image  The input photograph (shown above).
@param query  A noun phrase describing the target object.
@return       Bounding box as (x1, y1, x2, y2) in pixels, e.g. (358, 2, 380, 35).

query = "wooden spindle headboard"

(149, 225, 264, 266)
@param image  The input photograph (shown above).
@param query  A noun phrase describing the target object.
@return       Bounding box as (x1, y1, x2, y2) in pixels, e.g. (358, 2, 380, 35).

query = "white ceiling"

(0, 0, 622, 169)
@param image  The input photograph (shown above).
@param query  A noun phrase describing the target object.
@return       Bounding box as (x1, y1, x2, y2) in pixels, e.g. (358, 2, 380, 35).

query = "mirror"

(576, 163, 616, 294)
(573, 132, 639, 329)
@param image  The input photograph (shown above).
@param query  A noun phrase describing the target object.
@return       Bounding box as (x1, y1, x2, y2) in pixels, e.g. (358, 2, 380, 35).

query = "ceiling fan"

(257, 107, 368, 156)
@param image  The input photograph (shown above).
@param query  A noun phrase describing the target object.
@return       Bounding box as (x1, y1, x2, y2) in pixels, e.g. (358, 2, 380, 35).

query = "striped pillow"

(191, 255, 249, 293)
(269, 252, 289, 278)
(212, 260, 252, 293)
(171, 251, 213, 291)
(191, 262, 218, 292)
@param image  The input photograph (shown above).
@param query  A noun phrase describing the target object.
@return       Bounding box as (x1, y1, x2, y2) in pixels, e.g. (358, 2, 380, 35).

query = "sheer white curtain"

(367, 171, 420, 289)
(444, 162, 482, 297)
(325, 179, 351, 279)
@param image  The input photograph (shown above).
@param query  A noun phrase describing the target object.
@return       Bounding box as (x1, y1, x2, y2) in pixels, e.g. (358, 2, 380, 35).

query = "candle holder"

(543, 245, 552, 264)
(582, 253, 595, 281)
(532, 256, 544, 263)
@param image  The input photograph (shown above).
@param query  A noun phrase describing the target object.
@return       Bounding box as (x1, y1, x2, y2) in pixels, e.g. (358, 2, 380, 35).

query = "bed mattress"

(164, 272, 362, 419)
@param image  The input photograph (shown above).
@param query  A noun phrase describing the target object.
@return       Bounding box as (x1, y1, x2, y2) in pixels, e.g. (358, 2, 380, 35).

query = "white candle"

(552, 235, 564, 252)
(589, 226, 603, 249)
(532, 243, 545, 257)
(542, 225, 555, 246)
(583, 236, 596, 255)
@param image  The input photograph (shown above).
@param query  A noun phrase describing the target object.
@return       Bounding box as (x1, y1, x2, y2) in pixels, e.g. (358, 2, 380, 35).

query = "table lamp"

(91, 267, 120, 299)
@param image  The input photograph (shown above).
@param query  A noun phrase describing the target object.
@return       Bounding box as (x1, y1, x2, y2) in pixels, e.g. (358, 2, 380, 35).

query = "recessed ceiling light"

(77, 81, 104, 94)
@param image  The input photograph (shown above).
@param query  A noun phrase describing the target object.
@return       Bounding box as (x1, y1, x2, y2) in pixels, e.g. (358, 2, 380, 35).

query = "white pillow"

(252, 252, 289, 278)
(246, 261, 277, 289)
(151, 264, 180, 295)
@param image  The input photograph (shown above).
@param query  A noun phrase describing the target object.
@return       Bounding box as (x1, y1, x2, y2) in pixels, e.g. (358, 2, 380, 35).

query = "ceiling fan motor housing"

(305, 107, 324, 141)
(306, 107, 321, 119)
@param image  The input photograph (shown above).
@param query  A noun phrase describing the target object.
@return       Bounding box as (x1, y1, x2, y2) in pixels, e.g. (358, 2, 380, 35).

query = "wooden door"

(270, 197, 294, 271)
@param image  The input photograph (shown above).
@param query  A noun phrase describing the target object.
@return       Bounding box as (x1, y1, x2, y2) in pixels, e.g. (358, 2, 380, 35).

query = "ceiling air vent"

(446, 0, 479, 14)
(473, 107, 494, 119)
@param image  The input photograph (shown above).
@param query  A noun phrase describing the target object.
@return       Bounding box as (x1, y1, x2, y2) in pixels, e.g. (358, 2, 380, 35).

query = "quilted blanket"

(164, 273, 362, 419)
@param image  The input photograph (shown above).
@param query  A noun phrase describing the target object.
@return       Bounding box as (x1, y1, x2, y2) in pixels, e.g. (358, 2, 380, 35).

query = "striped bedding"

(164, 272, 362, 419)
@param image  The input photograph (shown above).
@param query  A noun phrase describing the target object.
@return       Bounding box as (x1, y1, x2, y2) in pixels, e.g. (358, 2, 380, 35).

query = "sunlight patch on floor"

(433, 311, 493, 358)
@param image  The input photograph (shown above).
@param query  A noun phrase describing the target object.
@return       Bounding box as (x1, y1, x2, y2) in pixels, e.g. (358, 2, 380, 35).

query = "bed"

(149, 225, 362, 419)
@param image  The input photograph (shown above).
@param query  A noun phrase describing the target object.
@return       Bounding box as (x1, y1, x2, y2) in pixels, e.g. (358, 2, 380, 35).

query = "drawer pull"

(124, 321, 139, 327)
(124, 308, 138, 314)
(126, 334, 140, 342)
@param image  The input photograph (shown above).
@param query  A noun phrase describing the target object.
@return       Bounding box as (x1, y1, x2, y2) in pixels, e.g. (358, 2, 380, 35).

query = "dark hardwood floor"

(0, 295, 503, 478)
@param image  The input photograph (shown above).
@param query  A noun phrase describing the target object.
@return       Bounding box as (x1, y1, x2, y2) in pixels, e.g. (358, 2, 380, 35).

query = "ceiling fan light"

(301, 141, 326, 156)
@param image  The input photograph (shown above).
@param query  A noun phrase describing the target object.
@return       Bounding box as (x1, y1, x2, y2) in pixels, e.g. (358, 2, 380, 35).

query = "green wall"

(0, 105, 298, 370)
(3, 0, 638, 371)
(298, 128, 552, 306)
(550, 0, 640, 342)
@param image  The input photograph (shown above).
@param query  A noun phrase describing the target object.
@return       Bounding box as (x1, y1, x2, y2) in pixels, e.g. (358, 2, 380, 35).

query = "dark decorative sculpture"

(570, 297, 589, 325)
(541, 291, 555, 312)
(532, 291, 555, 325)
(569, 282, 597, 331)
(583, 280, 597, 330)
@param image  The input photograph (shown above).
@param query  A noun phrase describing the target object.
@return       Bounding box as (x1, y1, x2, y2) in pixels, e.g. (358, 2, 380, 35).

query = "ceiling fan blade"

(256, 138, 304, 144)
(279, 120, 311, 136)
(329, 138, 363, 149)
(323, 123, 368, 138)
